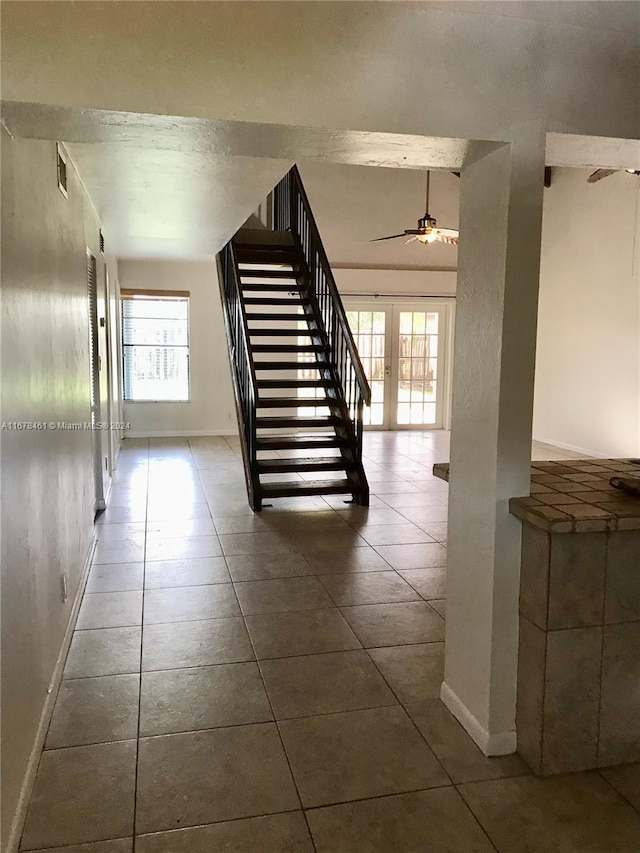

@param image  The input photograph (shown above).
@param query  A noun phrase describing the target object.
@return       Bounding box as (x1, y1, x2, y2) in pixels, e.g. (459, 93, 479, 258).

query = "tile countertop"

(432, 459, 640, 534)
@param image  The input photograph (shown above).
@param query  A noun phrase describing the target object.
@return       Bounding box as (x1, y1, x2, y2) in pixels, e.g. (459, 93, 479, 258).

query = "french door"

(345, 302, 450, 430)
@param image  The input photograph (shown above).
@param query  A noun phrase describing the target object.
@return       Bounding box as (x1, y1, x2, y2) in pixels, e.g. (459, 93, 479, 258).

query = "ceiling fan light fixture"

(417, 232, 438, 243)
(370, 170, 459, 246)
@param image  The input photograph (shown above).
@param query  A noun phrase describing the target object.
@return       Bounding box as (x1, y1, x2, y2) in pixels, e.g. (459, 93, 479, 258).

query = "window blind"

(122, 293, 190, 402)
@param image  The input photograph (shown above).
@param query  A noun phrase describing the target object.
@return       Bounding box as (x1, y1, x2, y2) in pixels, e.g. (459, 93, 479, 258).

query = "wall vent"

(56, 143, 68, 198)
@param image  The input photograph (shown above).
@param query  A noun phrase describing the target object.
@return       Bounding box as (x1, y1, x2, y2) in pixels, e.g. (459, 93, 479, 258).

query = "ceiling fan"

(587, 168, 640, 183)
(371, 171, 459, 245)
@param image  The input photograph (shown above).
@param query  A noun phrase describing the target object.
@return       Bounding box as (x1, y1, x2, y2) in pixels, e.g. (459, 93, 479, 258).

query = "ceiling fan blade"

(587, 169, 617, 183)
(436, 234, 459, 245)
(370, 232, 408, 242)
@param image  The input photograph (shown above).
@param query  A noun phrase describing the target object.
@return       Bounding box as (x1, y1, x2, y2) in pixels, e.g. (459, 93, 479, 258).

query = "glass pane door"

(345, 305, 391, 428)
(345, 300, 449, 431)
(392, 307, 445, 429)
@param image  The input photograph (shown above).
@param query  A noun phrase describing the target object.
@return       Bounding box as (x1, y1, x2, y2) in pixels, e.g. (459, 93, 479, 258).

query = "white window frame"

(121, 289, 191, 403)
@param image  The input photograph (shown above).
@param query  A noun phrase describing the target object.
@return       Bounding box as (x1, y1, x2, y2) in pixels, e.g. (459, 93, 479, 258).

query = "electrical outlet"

(61, 574, 68, 603)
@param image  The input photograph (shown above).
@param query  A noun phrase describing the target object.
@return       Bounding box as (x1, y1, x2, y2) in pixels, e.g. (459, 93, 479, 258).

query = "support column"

(442, 132, 546, 755)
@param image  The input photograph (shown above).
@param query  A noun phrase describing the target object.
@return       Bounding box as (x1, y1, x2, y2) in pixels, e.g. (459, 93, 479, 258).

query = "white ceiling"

(68, 143, 290, 259)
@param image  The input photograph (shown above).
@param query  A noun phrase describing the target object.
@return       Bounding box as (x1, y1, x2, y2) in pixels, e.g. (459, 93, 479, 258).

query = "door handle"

(384, 365, 391, 376)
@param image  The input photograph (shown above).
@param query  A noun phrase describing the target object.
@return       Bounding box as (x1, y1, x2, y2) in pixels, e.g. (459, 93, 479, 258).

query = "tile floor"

(19, 432, 640, 851)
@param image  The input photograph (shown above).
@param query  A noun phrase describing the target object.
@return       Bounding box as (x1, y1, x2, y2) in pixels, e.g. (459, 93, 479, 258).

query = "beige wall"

(534, 169, 640, 457)
(3, 2, 638, 141)
(119, 260, 236, 437)
(0, 130, 118, 852)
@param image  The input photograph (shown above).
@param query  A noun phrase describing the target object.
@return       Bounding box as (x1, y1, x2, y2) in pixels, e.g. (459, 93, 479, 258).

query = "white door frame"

(345, 301, 392, 430)
(87, 249, 105, 510)
(345, 296, 455, 431)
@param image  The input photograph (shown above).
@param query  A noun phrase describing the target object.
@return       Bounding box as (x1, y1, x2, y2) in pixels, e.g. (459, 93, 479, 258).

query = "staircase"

(217, 166, 370, 511)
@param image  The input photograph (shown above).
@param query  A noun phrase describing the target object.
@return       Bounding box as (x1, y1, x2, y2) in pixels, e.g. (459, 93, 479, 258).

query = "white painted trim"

(532, 436, 608, 459)
(440, 681, 517, 757)
(6, 533, 97, 853)
(125, 429, 238, 438)
(102, 476, 112, 507)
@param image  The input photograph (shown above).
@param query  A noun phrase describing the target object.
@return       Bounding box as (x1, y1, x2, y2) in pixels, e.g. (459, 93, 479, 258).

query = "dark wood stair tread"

(247, 313, 306, 321)
(235, 242, 294, 251)
(257, 457, 352, 473)
(233, 241, 296, 255)
(260, 479, 357, 498)
(235, 250, 296, 264)
(249, 328, 311, 337)
(256, 435, 348, 450)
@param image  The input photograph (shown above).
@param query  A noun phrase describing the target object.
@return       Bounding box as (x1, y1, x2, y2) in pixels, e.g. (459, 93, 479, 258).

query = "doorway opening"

(344, 300, 453, 430)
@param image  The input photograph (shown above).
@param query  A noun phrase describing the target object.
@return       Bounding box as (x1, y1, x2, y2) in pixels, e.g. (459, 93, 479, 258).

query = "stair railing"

(216, 242, 259, 507)
(273, 165, 371, 465)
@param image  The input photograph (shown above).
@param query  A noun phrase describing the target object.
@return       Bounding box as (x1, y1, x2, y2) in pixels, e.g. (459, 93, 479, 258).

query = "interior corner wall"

(533, 169, 640, 458)
(119, 260, 236, 437)
(1, 131, 114, 852)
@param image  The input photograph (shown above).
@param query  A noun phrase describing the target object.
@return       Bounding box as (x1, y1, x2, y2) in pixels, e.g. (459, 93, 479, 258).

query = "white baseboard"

(6, 534, 97, 853)
(440, 681, 517, 757)
(532, 437, 608, 459)
(125, 429, 238, 439)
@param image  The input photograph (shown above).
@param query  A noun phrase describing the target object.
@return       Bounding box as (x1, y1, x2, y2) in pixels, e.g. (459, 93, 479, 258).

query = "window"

(121, 290, 190, 402)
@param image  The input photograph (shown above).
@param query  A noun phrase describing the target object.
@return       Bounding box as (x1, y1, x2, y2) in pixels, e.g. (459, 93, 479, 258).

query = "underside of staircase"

(217, 167, 370, 511)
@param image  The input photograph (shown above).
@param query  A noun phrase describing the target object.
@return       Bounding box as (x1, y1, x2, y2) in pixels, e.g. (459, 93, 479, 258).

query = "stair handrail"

(274, 166, 371, 408)
(216, 242, 259, 503)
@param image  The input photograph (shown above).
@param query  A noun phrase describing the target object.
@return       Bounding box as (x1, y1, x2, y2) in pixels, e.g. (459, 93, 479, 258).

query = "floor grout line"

(240, 588, 319, 851)
(131, 437, 150, 853)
